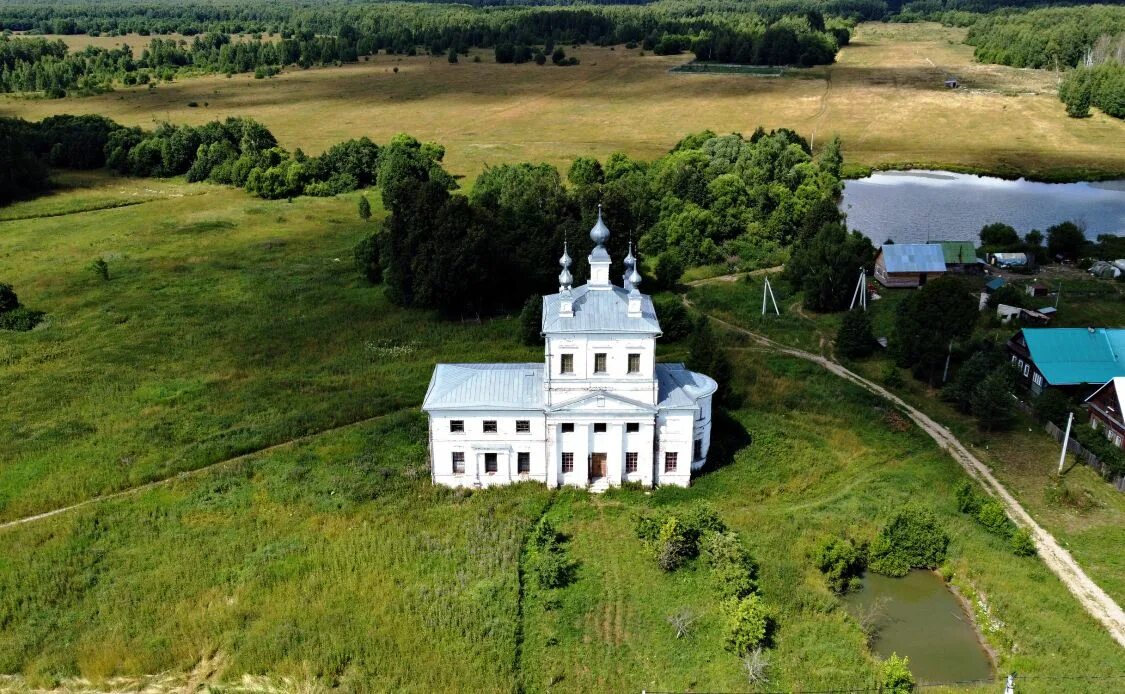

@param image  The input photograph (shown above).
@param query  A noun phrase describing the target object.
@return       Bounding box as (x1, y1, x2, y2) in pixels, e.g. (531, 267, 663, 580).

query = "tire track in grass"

(682, 286, 1125, 649)
(0, 411, 402, 532)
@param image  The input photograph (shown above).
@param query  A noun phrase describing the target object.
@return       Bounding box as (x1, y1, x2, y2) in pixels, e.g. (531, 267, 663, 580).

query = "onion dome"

(629, 266, 642, 293)
(623, 241, 636, 289)
(589, 204, 610, 247)
(559, 242, 573, 289)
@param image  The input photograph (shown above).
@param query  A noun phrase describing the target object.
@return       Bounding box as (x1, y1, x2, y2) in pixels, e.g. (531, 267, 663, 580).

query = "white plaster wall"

(655, 410, 695, 487)
(429, 410, 547, 488)
(544, 333, 657, 407)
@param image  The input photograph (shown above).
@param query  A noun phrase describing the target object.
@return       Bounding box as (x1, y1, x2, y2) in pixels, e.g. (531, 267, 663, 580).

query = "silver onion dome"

(589, 205, 610, 247)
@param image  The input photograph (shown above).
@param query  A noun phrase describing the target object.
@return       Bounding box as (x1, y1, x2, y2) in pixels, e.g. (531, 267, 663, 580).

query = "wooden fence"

(1045, 421, 1125, 492)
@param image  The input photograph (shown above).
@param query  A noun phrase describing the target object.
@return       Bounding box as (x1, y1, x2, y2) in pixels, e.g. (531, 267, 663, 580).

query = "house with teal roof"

(1006, 328, 1125, 396)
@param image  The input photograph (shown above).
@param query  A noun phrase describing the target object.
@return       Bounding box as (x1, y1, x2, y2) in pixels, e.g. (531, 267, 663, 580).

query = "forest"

(964, 4, 1125, 69)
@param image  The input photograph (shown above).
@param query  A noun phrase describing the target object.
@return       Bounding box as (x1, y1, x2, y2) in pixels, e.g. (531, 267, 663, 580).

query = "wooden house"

(1025, 283, 1049, 297)
(874, 244, 947, 288)
(1006, 328, 1125, 396)
(1086, 377, 1125, 449)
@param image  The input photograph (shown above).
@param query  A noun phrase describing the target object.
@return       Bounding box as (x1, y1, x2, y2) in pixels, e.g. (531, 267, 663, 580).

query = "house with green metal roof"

(930, 241, 981, 274)
(1006, 327, 1125, 395)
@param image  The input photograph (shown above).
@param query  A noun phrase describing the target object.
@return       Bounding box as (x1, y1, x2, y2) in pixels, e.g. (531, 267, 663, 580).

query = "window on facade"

(560, 354, 574, 374)
(1023, 363, 1029, 377)
(594, 423, 607, 433)
(625, 452, 638, 473)
(664, 452, 678, 473)
(626, 422, 640, 433)
(594, 353, 607, 373)
(452, 452, 465, 474)
(450, 420, 464, 433)
(694, 439, 703, 461)
(485, 453, 498, 473)
(518, 452, 530, 473)
(562, 452, 574, 473)
(516, 420, 530, 433)
(628, 353, 640, 374)
(561, 422, 574, 433)
(483, 420, 497, 433)
(1033, 373, 1043, 386)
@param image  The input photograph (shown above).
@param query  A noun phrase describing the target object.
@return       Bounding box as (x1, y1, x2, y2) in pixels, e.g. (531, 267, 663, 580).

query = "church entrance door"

(590, 453, 607, 480)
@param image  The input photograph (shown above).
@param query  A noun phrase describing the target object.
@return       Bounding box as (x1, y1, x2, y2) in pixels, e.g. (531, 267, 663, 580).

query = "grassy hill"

(1, 171, 1123, 691)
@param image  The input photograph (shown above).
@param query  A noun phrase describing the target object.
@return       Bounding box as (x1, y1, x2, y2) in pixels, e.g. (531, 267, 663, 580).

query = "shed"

(1025, 283, 1049, 297)
(984, 277, 1006, 293)
(874, 244, 947, 288)
(944, 78, 959, 89)
(930, 241, 980, 274)
(989, 252, 1029, 268)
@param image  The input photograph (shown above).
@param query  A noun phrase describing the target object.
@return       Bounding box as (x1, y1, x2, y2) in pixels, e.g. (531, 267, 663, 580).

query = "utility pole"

(1058, 411, 1074, 474)
(849, 268, 867, 311)
(761, 276, 780, 316)
(1005, 672, 1016, 694)
(942, 340, 954, 383)
(1055, 281, 1062, 309)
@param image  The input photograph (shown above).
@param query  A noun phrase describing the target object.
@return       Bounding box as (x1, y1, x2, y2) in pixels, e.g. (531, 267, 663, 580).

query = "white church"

(422, 208, 717, 490)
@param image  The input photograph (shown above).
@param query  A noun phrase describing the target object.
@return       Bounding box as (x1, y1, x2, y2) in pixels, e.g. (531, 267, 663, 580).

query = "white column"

(609, 423, 625, 486)
(644, 420, 656, 487)
(576, 422, 591, 486)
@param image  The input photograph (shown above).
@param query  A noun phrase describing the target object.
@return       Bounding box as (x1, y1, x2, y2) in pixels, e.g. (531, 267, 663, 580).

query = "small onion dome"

(559, 243, 572, 269)
(559, 267, 573, 288)
(589, 205, 610, 247)
(623, 242, 635, 269)
(629, 267, 642, 289)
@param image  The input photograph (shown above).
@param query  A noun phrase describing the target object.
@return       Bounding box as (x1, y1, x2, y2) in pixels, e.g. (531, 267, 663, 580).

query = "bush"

(1010, 528, 1036, 557)
(815, 536, 866, 594)
(868, 507, 949, 577)
(0, 283, 18, 313)
(702, 531, 758, 599)
(0, 307, 45, 331)
(880, 653, 915, 693)
(953, 480, 981, 515)
(526, 517, 573, 589)
(836, 310, 875, 359)
(882, 363, 904, 388)
(90, 258, 110, 281)
(975, 501, 1013, 537)
(722, 594, 774, 655)
(654, 516, 694, 572)
(353, 233, 383, 284)
(1033, 389, 1072, 427)
(634, 504, 725, 572)
(653, 250, 685, 291)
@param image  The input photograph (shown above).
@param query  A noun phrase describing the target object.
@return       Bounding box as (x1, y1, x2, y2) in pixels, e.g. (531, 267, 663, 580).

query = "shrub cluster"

(0, 283, 44, 332)
(1074, 425, 1125, 478)
(526, 518, 575, 590)
(634, 504, 725, 572)
(814, 536, 867, 594)
(954, 481, 1035, 557)
(868, 506, 949, 577)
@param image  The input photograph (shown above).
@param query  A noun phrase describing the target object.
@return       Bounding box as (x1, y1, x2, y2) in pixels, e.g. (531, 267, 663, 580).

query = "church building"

(422, 208, 717, 490)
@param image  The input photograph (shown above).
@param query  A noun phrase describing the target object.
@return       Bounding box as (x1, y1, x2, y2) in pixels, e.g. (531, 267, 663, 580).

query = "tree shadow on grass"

(696, 406, 752, 479)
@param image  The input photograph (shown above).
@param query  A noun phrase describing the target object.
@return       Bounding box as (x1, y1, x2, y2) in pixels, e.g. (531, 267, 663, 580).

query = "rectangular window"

(1033, 373, 1043, 386)
(1023, 363, 1029, 377)
(560, 353, 574, 374)
(516, 420, 530, 433)
(664, 452, 678, 473)
(561, 423, 574, 433)
(450, 420, 464, 433)
(483, 420, 497, 433)
(625, 452, 638, 473)
(562, 452, 574, 473)
(518, 452, 530, 474)
(628, 353, 640, 374)
(452, 452, 465, 474)
(594, 423, 607, 433)
(594, 353, 607, 373)
(626, 422, 640, 433)
(694, 439, 703, 461)
(485, 453, 498, 473)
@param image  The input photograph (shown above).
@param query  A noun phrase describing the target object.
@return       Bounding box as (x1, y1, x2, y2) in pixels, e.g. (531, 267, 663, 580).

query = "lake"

(844, 570, 994, 685)
(841, 170, 1125, 246)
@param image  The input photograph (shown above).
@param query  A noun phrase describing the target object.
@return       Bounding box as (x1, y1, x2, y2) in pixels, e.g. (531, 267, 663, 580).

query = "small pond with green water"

(844, 570, 994, 685)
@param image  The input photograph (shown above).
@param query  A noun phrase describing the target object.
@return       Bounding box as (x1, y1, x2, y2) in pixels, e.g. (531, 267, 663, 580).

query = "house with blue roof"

(874, 244, 947, 288)
(422, 208, 717, 490)
(1006, 327, 1125, 396)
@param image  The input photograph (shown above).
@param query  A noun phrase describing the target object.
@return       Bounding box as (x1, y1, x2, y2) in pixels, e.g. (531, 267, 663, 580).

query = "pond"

(844, 570, 994, 685)
(841, 170, 1125, 246)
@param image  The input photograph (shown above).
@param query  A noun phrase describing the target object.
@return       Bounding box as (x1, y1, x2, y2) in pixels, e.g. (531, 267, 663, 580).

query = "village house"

(1006, 327, 1125, 396)
(1086, 377, 1125, 449)
(421, 208, 717, 490)
(873, 244, 947, 288)
(930, 240, 981, 274)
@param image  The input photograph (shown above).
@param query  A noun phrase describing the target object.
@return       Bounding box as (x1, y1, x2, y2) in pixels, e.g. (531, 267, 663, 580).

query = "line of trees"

(964, 5, 1125, 69)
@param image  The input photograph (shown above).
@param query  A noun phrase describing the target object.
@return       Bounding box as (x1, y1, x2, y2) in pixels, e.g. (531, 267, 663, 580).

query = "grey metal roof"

(879, 244, 947, 273)
(656, 363, 718, 410)
(541, 284, 662, 334)
(422, 363, 544, 411)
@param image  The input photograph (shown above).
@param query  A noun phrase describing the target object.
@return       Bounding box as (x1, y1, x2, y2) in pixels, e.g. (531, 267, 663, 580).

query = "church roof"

(541, 284, 662, 334)
(422, 363, 544, 411)
(657, 363, 718, 409)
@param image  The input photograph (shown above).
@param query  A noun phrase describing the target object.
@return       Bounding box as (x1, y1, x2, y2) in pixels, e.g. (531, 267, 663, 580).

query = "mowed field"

(4, 23, 1125, 180)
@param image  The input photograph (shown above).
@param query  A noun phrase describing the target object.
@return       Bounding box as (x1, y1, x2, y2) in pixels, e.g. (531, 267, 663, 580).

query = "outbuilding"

(931, 241, 980, 274)
(1026, 283, 1050, 297)
(874, 244, 947, 288)
(989, 252, 1029, 269)
(1086, 377, 1125, 449)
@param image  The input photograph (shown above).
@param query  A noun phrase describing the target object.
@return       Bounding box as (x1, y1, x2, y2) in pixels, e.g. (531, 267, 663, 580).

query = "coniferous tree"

(835, 309, 874, 359)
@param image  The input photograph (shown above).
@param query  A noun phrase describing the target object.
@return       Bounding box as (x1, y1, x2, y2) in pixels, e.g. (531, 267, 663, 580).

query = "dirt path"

(0, 411, 398, 533)
(684, 290, 1125, 649)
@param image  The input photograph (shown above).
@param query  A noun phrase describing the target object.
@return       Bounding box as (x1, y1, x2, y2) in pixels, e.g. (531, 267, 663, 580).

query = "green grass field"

(3, 23, 1125, 181)
(1, 173, 1123, 691)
